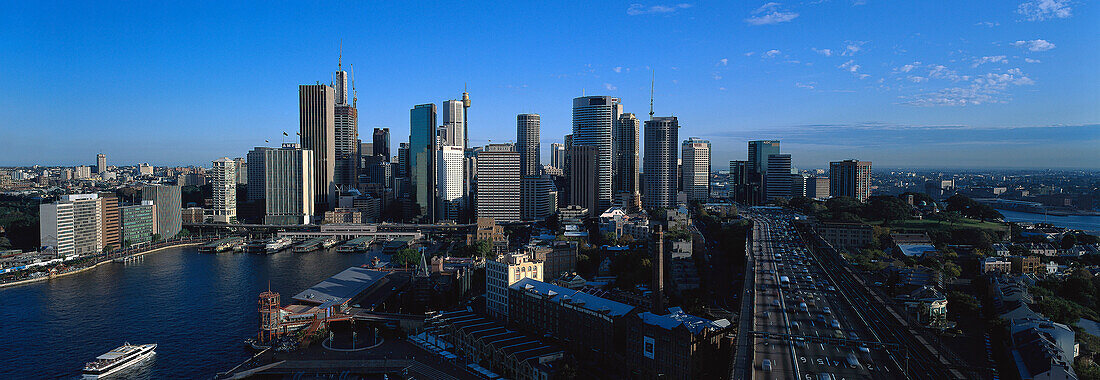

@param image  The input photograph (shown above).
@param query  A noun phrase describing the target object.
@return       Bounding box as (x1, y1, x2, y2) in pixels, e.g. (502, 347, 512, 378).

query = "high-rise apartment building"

(142, 185, 181, 239)
(42, 194, 102, 257)
(765, 154, 793, 201)
(572, 96, 621, 212)
(643, 117, 679, 209)
(613, 113, 640, 197)
(39, 201, 75, 257)
(97, 193, 120, 250)
(246, 147, 275, 202)
(516, 114, 541, 177)
(410, 103, 437, 221)
(476, 144, 521, 222)
(438, 145, 465, 220)
(567, 145, 598, 216)
(299, 84, 337, 213)
(830, 160, 872, 201)
(264, 144, 315, 225)
(96, 153, 106, 174)
(681, 137, 711, 202)
(550, 143, 566, 170)
(211, 157, 237, 223)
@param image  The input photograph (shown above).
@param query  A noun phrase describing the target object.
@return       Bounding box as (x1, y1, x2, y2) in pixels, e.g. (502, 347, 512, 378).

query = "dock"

(292, 237, 327, 253)
(336, 237, 373, 253)
(199, 237, 245, 253)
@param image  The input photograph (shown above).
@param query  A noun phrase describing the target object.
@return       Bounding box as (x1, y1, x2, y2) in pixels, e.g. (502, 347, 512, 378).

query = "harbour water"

(997, 209, 1100, 235)
(0, 246, 372, 379)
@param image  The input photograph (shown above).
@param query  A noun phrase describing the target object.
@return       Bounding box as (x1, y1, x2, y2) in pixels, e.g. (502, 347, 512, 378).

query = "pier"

(199, 237, 246, 253)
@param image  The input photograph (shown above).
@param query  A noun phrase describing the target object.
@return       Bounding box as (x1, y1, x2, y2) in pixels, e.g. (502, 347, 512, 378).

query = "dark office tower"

(830, 160, 872, 202)
(613, 113, 640, 196)
(373, 128, 391, 160)
(568, 145, 598, 216)
(410, 103, 437, 221)
(643, 117, 678, 209)
(397, 142, 410, 178)
(572, 96, 621, 213)
(550, 143, 566, 170)
(747, 140, 780, 176)
(516, 114, 541, 177)
(765, 154, 792, 201)
(652, 225, 665, 312)
(246, 147, 275, 202)
(728, 160, 751, 202)
(299, 84, 336, 212)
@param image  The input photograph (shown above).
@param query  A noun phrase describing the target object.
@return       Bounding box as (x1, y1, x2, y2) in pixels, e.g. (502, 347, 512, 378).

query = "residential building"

(97, 193, 120, 250)
(142, 185, 181, 239)
(410, 103, 437, 221)
(572, 96, 620, 212)
(120, 201, 156, 246)
(211, 157, 237, 223)
(681, 137, 711, 202)
(264, 144, 315, 225)
(643, 117, 679, 209)
(487, 252, 543, 320)
(299, 83, 337, 212)
(96, 153, 106, 174)
(829, 159, 872, 202)
(981, 257, 1012, 274)
(630, 307, 732, 380)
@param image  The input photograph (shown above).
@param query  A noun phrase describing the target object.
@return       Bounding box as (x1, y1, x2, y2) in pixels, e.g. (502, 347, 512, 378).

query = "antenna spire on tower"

(338, 39, 343, 70)
(649, 70, 655, 119)
(351, 63, 357, 107)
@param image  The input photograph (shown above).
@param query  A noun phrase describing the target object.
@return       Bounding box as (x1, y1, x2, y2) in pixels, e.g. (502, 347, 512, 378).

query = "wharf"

(199, 237, 245, 253)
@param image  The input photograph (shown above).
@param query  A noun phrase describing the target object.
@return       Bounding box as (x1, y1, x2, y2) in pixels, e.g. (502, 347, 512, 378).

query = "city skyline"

(1, 2, 1098, 169)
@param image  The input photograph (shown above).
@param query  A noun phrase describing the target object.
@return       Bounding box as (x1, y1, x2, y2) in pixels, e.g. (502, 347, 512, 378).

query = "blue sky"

(1, 1, 1097, 169)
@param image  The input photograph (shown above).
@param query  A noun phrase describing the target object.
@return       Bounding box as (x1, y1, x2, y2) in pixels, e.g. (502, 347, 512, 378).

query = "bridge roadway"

(740, 210, 906, 380)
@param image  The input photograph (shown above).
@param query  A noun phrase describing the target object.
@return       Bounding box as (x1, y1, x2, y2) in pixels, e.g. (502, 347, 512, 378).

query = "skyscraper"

(808, 177, 830, 199)
(521, 175, 554, 221)
(643, 117, 678, 209)
(438, 145, 465, 220)
(567, 145, 598, 216)
(142, 185, 181, 239)
(95, 153, 106, 174)
(441, 100, 465, 148)
(211, 157, 237, 223)
(373, 128, 391, 160)
(728, 160, 751, 202)
(572, 96, 620, 212)
(765, 154, 793, 201)
(299, 84, 336, 213)
(265, 144, 315, 225)
(476, 144, 521, 222)
(333, 62, 358, 192)
(516, 114, 541, 177)
(613, 113, 640, 197)
(830, 160, 872, 201)
(681, 137, 711, 202)
(246, 147, 275, 202)
(396, 142, 410, 178)
(748, 140, 780, 176)
(550, 143, 566, 170)
(410, 103, 437, 221)
(97, 193, 119, 250)
(233, 157, 247, 185)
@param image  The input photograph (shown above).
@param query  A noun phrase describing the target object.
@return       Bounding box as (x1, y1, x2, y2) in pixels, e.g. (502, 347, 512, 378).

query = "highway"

(748, 209, 905, 380)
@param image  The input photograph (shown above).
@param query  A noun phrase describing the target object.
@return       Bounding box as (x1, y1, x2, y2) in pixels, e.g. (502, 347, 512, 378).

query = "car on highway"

(823, 306, 832, 314)
(761, 359, 772, 371)
(846, 353, 861, 368)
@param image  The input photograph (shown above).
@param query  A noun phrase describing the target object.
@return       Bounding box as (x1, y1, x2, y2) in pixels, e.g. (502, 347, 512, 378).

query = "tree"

(865, 195, 912, 224)
(946, 291, 979, 320)
(942, 261, 962, 279)
(392, 248, 422, 267)
(1061, 234, 1078, 249)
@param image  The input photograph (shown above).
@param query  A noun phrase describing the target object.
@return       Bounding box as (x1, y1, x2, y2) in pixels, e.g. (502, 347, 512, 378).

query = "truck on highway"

(779, 276, 790, 288)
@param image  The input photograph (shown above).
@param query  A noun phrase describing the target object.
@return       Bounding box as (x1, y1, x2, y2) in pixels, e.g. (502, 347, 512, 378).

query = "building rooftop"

(510, 278, 635, 317)
(638, 306, 731, 335)
(292, 266, 388, 306)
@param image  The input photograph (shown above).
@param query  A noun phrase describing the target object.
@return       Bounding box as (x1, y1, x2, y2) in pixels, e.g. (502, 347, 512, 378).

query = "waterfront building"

(486, 252, 543, 320)
(264, 144, 315, 225)
(765, 154, 792, 201)
(39, 201, 75, 257)
(96, 153, 106, 174)
(681, 137, 711, 202)
(97, 193, 120, 250)
(613, 113, 640, 199)
(475, 144, 520, 222)
(40, 194, 102, 257)
(211, 157, 237, 223)
(550, 143, 566, 170)
(829, 159, 872, 202)
(410, 103, 437, 221)
(181, 207, 204, 224)
(299, 83, 337, 212)
(567, 145, 598, 216)
(246, 147, 275, 202)
(120, 201, 157, 246)
(142, 185, 181, 239)
(572, 96, 621, 212)
(643, 117, 678, 209)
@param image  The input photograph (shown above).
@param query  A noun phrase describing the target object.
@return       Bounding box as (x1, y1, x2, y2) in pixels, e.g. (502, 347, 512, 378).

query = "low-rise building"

(323, 208, 363, 224)
(558, 205, 588, 225)
(816, 222, 873, 250)
(629, 307, 731, 380)
(891, 233, 938, 257)
(468, 217, 508, 253)
(1008, 256, 1041, 275)
(486, 252, 543, 320)
(981, 257, 1012, 275)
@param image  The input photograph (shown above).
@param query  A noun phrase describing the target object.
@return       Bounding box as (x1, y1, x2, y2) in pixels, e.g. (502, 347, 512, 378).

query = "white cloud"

(904, 67, 1034, 106)
(796, 82, 815, 89)
(763, 49, 782, 58)
(719, 87, 727, 91)
(908, 76, 928, 83)
(1012, 39, 1056, 52)
(840, 41, 866, 56)
(604, 83, 618, 91)
(613, 66, 623, 73)
(976, 21, 1000, 27)
(839, 60, 860, 73)
(928, 65, 969, 82)
(1025, 58, 1041, 63)
(745, 2, 799, 25)
(712, 72, 723, 80)
(744, 52, 756, 57)
(896, 62, 922, 73)
(972, 55, 1007, 68)
(812, 48, 833, 56)
(627, 3, 692, 16)
(1017, 0, 1072, 21)
(718, 58, 728, 66)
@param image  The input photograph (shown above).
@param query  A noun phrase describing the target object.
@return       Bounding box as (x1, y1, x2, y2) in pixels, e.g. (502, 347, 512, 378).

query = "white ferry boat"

(82, 343, 156, 379)
(265, 237, 293, 254)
